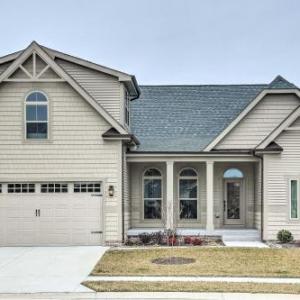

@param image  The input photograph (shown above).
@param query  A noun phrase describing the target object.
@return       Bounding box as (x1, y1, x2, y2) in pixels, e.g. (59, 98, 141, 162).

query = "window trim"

(142, 168, 163, 220)
(73, 182, 102, 194)
(289, 178, 299, 220)
(40, 183, 69, 193)
(178, 167, 198, 220)
(24, 90, 49, 140)
(223, 168, 244, 179)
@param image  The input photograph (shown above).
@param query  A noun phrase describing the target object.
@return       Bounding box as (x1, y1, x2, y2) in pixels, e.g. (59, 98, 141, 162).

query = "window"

(8, 183, 35, 193)
(179, 168, 198, 219)
(25, 91, 48, 139)
(74, 182, 101, 193)
(144, 168, 162, 219)
(290, 180, 299, 219)
(125, 90, 130, 126)
(41, 183, 68, 193)
(223, 168, 244, 179)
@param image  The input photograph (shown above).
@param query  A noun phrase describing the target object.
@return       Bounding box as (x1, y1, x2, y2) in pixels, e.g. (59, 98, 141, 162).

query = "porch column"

(166, 161, 174, 229)
(206, 161, 214, 234)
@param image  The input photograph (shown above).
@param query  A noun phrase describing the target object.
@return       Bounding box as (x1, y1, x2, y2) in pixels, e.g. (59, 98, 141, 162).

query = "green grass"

(91, 247, 300, 277)
(83, 281, 300, 294)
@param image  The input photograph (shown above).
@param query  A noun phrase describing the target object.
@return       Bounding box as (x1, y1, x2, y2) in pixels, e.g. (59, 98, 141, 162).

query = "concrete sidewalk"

(86, 275, 300, 284)
(0, 292, 299, 299)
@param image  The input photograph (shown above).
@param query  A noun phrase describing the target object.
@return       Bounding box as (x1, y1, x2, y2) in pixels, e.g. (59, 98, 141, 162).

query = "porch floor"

(127, 228, 262, 244)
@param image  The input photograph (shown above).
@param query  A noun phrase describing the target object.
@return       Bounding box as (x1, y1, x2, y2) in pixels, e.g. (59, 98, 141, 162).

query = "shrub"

(184, 236, 192, 245)
(277, 229, 294, 243)
(138, 233, 152, 245)
(192, 237, 203, 246)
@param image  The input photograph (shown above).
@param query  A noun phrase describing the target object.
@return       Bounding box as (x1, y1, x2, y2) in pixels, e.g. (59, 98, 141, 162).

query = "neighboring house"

(0, 41, 299, 246)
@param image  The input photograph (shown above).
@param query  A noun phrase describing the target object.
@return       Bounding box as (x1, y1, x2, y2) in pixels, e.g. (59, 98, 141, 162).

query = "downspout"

(253, 150, 264, 241)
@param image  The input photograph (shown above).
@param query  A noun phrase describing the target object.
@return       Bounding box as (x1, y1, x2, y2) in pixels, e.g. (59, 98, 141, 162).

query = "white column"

(206, 161, 214, 234)
(166, 161, 174, 229)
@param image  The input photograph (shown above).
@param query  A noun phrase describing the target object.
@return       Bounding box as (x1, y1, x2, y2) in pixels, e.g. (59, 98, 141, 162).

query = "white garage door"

(0, 182, 103, 246)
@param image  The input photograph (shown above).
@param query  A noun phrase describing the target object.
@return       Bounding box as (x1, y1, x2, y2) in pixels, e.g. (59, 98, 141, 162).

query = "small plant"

(184, 236, 192, 245)
(164, 229, 177, 246)
(192, 237, 203, 246)
(277, 229, 293, 243)
(138, 232, 152, 245)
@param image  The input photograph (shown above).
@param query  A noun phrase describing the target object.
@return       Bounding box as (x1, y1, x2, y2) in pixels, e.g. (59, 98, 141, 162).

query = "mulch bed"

(151, 256, 196, 265)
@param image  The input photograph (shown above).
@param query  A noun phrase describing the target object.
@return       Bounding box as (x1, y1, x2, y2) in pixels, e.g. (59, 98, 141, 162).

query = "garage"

(0, 182, 103, 246)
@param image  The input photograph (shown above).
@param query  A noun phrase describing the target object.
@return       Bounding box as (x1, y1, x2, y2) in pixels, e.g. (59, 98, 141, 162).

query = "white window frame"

(25, 90, 49, 140)
(40, 183, 68, 193)
(73, 182, 102, 193)
(178, 168, 198, 220)
(289, 178, 299, 220)
(143, 168, 163, 220)
(125, 90, 130, 126)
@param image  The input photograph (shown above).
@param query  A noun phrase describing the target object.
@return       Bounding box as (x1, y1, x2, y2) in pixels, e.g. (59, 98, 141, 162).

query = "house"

(0, 41, 299, 246)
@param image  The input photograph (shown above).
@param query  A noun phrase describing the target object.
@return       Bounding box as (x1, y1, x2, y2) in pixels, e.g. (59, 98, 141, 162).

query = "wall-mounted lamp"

(108, 185, 114, 197)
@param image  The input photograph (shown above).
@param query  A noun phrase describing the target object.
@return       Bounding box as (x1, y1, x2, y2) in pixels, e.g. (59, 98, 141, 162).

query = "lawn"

(83, 281, 300, 294)
(91, 248, 300, 277)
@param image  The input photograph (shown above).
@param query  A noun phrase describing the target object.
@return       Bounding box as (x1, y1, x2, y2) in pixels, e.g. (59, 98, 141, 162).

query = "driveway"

(0, 246, 107, 293)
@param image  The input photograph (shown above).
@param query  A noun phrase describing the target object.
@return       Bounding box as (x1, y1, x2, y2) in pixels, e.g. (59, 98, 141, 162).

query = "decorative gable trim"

(256, 105, 300, 150)
(0, 41, 128, 135)
(42, 46, 140, 98)
(204, 89, 300, 151)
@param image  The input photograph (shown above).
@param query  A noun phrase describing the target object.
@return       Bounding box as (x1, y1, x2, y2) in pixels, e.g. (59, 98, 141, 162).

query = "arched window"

(25, 91, 48, 139)
(223, 168, 244, 179)
(143, 168, 162, 219)
(179, 168, 198, 219)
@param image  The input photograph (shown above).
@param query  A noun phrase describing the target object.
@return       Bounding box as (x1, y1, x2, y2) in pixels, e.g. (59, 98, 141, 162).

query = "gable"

(56, 58, 122, 121)
(215, 93, 300, 149)
(6, 53, 62, 81)
(0, 42, 127, 135)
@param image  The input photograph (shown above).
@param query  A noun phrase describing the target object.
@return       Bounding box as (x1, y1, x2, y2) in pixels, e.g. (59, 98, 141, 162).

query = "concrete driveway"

(0, 246, 107, 293)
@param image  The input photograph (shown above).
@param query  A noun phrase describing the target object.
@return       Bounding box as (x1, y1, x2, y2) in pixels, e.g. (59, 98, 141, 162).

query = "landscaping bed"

(83, 281, 300, 294)
(91, 247, 300, 277)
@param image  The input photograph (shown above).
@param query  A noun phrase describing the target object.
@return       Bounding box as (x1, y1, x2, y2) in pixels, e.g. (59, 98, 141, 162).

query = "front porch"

(126, 155, 262, 241)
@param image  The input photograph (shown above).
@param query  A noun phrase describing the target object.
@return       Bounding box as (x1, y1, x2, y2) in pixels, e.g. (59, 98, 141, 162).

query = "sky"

(1, 0, 300, 85)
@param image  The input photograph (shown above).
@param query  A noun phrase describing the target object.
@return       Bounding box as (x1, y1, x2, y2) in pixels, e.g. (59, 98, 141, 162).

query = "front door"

(224, 179, 244, 225)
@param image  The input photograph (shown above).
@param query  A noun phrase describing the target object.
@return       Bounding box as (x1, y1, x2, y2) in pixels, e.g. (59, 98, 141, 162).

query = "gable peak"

(268, 75, 297, 90)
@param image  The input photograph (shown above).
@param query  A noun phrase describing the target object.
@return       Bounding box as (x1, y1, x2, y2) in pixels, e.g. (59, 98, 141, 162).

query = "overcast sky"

(1, 0, 299, 85)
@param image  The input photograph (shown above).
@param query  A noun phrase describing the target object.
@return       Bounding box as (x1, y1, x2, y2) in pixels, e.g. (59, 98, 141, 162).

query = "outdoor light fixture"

(108, 185, 114, 197)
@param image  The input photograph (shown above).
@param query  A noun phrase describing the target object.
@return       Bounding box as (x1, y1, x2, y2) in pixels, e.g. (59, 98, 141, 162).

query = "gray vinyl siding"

(0, 62, 10, 76)
(216, 94, 300, 149)
(0, 81, 123, 243)
(264, 129, 300, 240)
(254, 161, 262, 230)
(129, 161, 255, 230)
(290, 117, 300, 127)
(55, 58, 122, 122)
(123, 146, 130, 236)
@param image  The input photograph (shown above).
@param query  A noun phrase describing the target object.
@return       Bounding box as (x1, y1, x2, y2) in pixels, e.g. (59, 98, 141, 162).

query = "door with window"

(224, 179, 245, 225)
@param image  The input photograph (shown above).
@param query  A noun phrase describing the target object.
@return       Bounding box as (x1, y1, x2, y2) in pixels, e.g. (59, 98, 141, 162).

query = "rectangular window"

(8, 183, 35, 193)
(179, 179, 197, 219)
(290, 180, 298, 219)
(74, 182, 101, 193)
(125, 90, 130, 126)
(144, 178, 162, 219)
(41, 183, 68, 193)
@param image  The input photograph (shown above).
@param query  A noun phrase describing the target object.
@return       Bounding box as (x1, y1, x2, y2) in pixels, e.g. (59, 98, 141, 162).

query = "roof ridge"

(139, 84, 268, 87)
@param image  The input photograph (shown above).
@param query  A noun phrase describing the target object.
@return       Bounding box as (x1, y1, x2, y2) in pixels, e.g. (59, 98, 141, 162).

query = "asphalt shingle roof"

(130, 76, 297, 152)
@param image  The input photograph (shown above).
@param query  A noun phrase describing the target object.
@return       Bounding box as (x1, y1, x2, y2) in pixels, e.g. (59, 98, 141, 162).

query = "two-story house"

(0, 41, 300, 246)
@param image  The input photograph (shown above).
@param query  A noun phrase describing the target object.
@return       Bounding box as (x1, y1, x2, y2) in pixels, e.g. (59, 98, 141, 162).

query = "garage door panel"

(0, 182, 103, 246)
